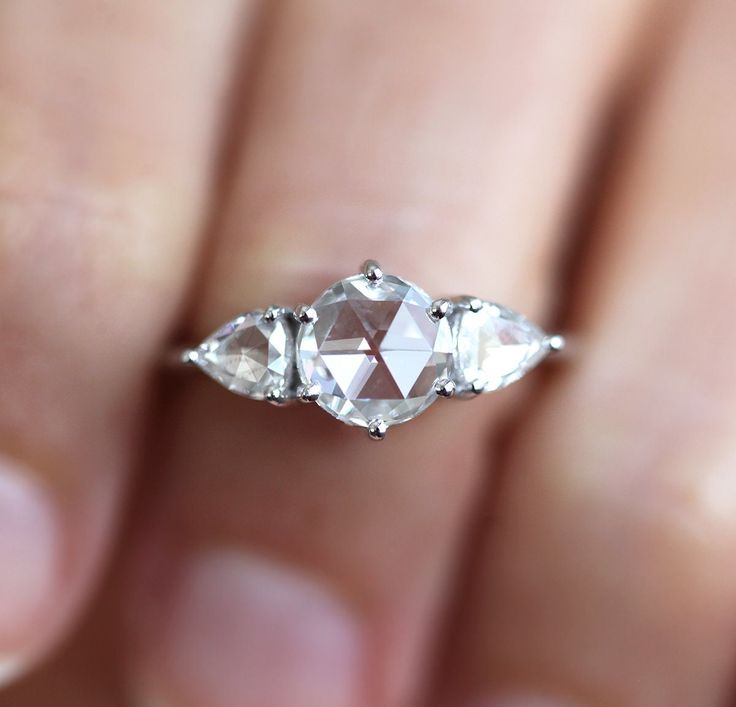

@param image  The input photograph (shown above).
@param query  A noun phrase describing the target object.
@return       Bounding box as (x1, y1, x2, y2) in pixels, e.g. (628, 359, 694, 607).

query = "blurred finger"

(125, 2, 650, 706)
(439, 1, 736, 705)
(0, 0, 255, 685)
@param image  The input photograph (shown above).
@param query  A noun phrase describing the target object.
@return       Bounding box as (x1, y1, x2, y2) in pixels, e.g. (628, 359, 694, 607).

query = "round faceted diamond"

(297, 274, 453, 427)
(453, 301, 547, 392)
(195, 312, 294, 399)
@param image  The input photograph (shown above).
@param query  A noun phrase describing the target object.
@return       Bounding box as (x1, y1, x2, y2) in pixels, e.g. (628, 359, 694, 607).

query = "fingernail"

(137, 550, 363, 707)
(0, 657, 23, 686)
(0, 457, 59, 675)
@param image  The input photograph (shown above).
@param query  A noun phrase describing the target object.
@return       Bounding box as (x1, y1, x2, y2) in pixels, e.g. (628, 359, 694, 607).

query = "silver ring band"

(174, 260, 565, 440)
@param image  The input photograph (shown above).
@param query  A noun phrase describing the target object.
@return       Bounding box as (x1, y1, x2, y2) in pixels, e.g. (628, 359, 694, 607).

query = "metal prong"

(456, 378, 487, 399)
(297, 383, 321, 403)
(546, 334, 566, 354)
(294, 304, 318, 324)
(263, 305, 286, 322)
(181, 348, 200, 366)
(266, 387, 288, 406)
(470, 379, 486, 395)
(361, 259, 383, 283)
(367, 418, 388, 441)
(456, 296, 484, 312)
(434, 378, 456, 398)
(428, 298, 452, 321)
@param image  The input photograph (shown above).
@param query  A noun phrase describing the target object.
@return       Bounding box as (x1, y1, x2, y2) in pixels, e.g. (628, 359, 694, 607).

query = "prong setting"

(361, 259, 384, 283)
(263, 305, 287, 322)
(454, 296, 484, 312)
(294, 304, 318, 325)
(467, 297, 484, 313)
(297, 383, 321, 403)
(456, 379, 487, 399)
(546, 334, 566, 353)
(434, 378, 456, 398)
(181, 348, 200, 366)
(367, 418, 388, 441)
(265, 387, 288, 406)
(470, 379, 486, 395)
(428, 298, 452, 321)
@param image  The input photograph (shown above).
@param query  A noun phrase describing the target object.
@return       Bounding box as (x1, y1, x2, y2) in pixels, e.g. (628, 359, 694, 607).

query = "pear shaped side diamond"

(452, 301, 547, 393)
(195, 312, 295, 399)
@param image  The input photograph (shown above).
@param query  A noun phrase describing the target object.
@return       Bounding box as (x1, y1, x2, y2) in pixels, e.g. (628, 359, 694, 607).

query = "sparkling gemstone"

(453, 301, 547, 392)
(297, 274, 453, 427)
(195, 312, 294, 399)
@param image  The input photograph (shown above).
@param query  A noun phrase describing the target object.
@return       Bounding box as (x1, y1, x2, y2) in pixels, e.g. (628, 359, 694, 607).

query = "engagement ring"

(177, 260, 565, 440)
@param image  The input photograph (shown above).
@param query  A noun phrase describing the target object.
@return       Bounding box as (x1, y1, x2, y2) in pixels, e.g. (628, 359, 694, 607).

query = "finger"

(0, 0, 254, 685)
(439, 1, 736, 705)
(124, 2, 650, 706)
(0, 578, 122, 707)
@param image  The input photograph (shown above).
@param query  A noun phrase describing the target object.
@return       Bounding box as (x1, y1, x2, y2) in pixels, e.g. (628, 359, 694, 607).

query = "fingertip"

(0, 455, 61, 686)
(0, 656, 24, 688)
(128, 548, 364, 707)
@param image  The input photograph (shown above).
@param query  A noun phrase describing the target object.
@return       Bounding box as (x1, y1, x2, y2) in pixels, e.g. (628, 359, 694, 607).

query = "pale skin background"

(0, 1, 735, 706)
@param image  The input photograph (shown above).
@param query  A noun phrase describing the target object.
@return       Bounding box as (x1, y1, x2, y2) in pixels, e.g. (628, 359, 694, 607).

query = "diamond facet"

(195, 312, 294, 399)
(453, 301, 547, 393)
(297, 274, 453, 427)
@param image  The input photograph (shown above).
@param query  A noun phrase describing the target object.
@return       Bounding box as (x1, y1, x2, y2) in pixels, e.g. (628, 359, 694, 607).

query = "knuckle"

(1, 184, 150, 286)
(0, 183, 175, 330)
(0, 182, 181, 394)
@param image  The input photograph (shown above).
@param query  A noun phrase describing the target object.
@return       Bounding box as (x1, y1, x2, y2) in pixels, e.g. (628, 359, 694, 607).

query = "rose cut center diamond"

(297, 274, 453, 427)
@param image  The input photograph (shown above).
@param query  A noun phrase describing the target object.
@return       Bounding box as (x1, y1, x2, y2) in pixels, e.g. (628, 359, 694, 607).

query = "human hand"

(1, 2, 735, 706)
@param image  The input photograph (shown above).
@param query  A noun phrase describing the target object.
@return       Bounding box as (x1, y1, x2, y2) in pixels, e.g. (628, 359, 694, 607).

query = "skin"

(0, 1, 735, 706)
